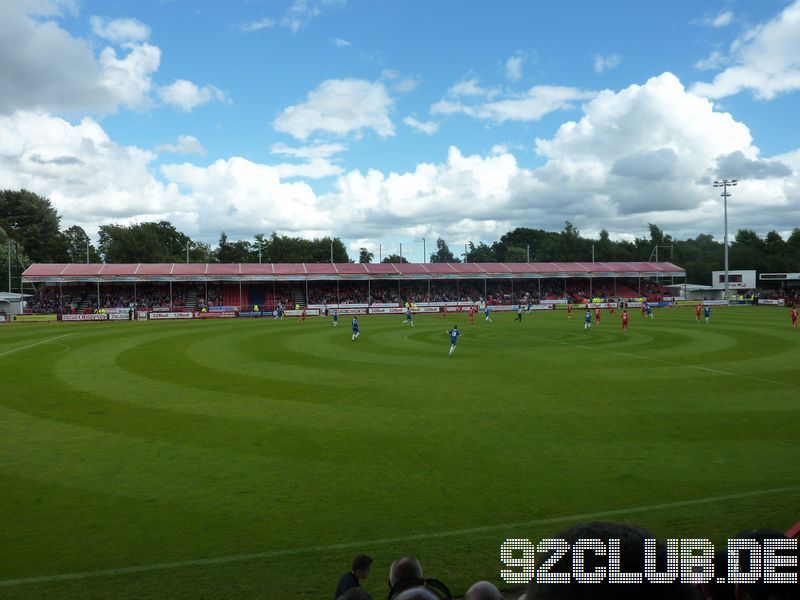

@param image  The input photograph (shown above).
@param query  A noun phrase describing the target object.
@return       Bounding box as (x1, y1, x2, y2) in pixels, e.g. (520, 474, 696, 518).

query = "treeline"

(2, 189, 800, 288)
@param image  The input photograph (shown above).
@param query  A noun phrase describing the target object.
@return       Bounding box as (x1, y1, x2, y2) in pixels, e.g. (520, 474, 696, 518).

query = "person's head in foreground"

(389, 556, 424, 591)
(352, 554, 373, 581)
(388, 557, 452, 599)
(525, 521, 697, 600)
(393, 588, 439, 600)
(464, 580, 504, 600)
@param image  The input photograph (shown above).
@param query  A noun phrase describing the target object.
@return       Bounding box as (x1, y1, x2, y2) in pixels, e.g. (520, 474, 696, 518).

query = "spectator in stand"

(464, 581, 504, 599)
(335, 554, 373, 599)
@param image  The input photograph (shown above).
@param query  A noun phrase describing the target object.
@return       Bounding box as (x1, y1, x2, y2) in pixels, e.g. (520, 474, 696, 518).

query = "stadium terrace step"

(184, 288, 198, 310)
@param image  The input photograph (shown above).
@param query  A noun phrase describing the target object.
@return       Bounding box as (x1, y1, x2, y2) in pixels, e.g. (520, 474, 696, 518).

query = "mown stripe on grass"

(0, 333, 73, 358)
(2, 483, 799, 588)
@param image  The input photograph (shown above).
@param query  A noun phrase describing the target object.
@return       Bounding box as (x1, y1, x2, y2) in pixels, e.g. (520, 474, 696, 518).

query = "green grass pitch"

(1, 306, 799, 598)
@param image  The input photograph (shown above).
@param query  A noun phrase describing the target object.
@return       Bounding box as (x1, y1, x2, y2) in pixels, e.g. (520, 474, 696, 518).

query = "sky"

(2, 0, 800, 261)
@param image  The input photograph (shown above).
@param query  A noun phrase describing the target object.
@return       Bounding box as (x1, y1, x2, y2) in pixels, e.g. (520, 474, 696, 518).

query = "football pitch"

(1, 306, 798, 599)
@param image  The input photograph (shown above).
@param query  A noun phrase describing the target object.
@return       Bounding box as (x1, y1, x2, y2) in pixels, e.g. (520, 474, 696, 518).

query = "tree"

(0, 230, 31, 294)
(465, 241, 495, 262)
(763, 231, 786, 272)
(0, 189, 68, 262)
(62, 225, 99, 263)
(729, 229, 766, 273)
(215, 232, 254, 263)
(382, 254, 408, 263)
(430, 238, 459, 263)
(504, 247, 528, 263)
(98, 221, 197, 263)
(359, 247, 374, 263)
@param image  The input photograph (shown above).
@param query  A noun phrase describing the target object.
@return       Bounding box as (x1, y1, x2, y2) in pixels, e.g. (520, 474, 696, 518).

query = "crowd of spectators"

(332, 521, 799, 600)
(760, 287, 800, 305)
(20, 281, 797, 314)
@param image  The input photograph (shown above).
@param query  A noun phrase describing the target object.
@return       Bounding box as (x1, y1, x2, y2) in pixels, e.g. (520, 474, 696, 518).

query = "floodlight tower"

(713, 179, 737, 303)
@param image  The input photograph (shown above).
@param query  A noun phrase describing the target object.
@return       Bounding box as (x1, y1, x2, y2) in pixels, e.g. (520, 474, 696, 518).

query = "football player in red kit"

(567, 303, 573, 319)
(621, 309, 629, 332)
(696, 303, 702, 322)
(792, 307, 798, 329)
(594, 307, 601, 326)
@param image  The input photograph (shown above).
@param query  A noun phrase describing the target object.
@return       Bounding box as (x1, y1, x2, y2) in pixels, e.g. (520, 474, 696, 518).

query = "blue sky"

(2, 0, 799, 260)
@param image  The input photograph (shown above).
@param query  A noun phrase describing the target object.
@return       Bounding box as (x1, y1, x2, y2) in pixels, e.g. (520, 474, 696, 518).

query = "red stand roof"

(23, 261, 685, 281)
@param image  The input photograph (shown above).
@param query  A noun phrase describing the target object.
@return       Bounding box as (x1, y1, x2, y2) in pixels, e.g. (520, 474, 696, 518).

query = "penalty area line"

(0, 333, 74, 358)
(1, 484, 799, 588)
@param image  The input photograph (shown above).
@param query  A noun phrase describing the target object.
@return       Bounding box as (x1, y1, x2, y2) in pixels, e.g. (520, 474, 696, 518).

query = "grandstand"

(20, 261, 684, 313)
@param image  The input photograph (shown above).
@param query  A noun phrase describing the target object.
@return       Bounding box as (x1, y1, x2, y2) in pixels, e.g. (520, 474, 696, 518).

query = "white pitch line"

(596, 347, 796, 388)
(2, 484, 799, 588)
(0, 333, 73, 359)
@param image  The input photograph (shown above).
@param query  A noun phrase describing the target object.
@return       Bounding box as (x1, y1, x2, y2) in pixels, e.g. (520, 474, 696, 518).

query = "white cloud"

(331, 37, 351, 47)
(281, 0, 345, 33)
(98, 43, 161, 110)
(156, 135, 206, 156)
(392, 77, 420, 93)
(504, 51, 526, 82)
(403, 116, 439, 135)
(694, 50, 727, 71)
(707, 10, 734, 28)
(0, 72, 797, 250)
(158, 79, 230, 112)
(240, 18, 275, 33)
(90, 16, 151, 43)
(380, 69, 420, 93)
(433, 85, 594, 123)
(0, 2, 227, 116)
(162, 158, 331, 233)
(447, 77, 499, 98)
(270, 142, 346, 179)
(0, 2, 161, 114)
(270, 142, 347, 159)
(692, 0, 800, 99)
(0, 111, 178, 226)
(274, 78, 394, 140)
(593, 53, 621, 74)
(274, 159, 343, 179)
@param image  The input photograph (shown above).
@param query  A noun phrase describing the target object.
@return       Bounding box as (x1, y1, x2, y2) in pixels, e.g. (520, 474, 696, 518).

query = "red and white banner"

(148, 311, 194, 320)
(335, 308, 368, 315)
(108, 312, 131, 320)
(61, 313, 108, 321)
(194, 311, 237, 318)
(308, 303, 369, 310)
(585, 302, 619, 309)
(485, 304, 554, 312)
(368, 307, 405, 314)
(284, 309, 321, 317)
(415, 306, 441, 313)
(758, 299, 785, 306)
